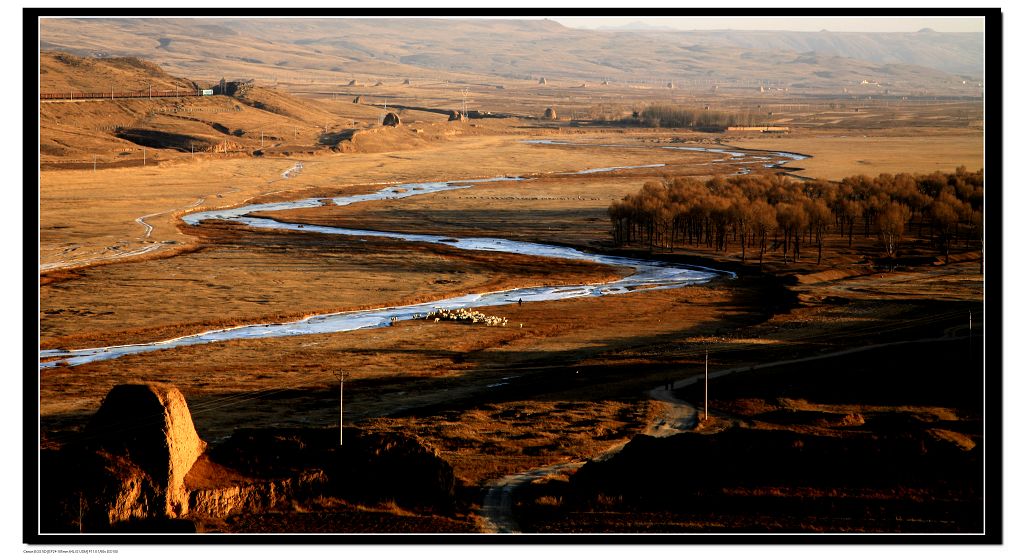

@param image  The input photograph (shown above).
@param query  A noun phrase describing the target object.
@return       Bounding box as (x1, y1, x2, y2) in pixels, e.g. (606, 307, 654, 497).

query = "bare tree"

(877, 201, 912, 257)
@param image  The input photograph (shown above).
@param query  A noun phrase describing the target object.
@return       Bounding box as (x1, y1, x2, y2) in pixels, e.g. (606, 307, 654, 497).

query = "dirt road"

(476, 333, 962, 533)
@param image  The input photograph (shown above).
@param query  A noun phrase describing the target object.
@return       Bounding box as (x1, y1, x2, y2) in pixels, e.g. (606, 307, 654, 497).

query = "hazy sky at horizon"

(549, 16, 984, 33)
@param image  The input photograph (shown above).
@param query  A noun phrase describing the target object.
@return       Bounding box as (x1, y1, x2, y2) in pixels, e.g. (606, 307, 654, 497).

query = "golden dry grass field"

(731, 130, 983, 180)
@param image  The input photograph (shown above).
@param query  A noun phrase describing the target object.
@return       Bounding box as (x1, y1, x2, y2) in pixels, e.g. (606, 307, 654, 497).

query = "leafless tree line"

(629, 105, 765, 129)
(608, 167, 983, 265)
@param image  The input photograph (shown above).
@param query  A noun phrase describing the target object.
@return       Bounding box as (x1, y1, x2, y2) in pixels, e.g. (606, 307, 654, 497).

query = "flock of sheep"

(392, 308, 512, 327)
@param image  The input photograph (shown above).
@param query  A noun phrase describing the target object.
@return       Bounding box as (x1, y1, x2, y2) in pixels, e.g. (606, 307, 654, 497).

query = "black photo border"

(23, 5, 1004, 546)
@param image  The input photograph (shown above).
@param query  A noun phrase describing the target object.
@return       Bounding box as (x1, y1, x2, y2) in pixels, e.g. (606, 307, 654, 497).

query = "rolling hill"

(37, 52, 435, 166)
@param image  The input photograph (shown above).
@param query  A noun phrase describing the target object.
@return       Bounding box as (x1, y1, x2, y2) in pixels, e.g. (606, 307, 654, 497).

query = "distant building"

(213, 78, 255, 96)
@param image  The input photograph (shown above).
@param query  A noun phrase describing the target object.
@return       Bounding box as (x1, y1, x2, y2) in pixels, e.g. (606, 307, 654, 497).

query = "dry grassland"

(39, 132, 685, 270)
(40, 225, 627, 349)
(259, 151, 739, 247)
(40, 156, 293, 268)
(731, 130, 983, 180)
(332, 176, 636, 248)
(40, 282, 740, 442)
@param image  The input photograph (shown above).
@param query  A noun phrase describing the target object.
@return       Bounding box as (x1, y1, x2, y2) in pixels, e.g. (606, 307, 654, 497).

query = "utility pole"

(142, 148, 146, 166)
(93, 156, 96, 172)
(704, 348, 710, 422)
(149, 83, 152, 100)
(968, 309, 973, 365)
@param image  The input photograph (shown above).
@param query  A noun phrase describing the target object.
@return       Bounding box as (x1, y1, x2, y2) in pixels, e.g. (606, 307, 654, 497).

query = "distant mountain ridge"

(647, 28, 982, 77)
(39, 18, 984, 92)
(595, 21, 679, 32)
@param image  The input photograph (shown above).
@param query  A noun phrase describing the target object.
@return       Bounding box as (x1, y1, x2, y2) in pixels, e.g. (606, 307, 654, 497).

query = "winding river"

(39, 142, 808, 369)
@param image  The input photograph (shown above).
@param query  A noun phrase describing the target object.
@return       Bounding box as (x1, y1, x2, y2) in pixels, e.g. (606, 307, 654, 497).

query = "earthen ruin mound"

(85, 383, 207, 518)
(41, 383, 460, 532)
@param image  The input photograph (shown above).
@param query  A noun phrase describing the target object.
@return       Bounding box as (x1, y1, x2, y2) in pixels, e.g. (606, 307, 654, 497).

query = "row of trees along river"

(627, 105, 765, 129)
(607, 168, 983, 265)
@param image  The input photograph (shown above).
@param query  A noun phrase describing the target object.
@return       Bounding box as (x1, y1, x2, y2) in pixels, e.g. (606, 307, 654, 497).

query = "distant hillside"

(37, 52, 404, 166)
(38, 18, 983, 94)
(39, 51, 196, 93)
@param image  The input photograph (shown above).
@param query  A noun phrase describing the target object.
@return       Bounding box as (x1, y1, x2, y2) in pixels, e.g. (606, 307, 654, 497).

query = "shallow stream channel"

(40, 142, 808, 368)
